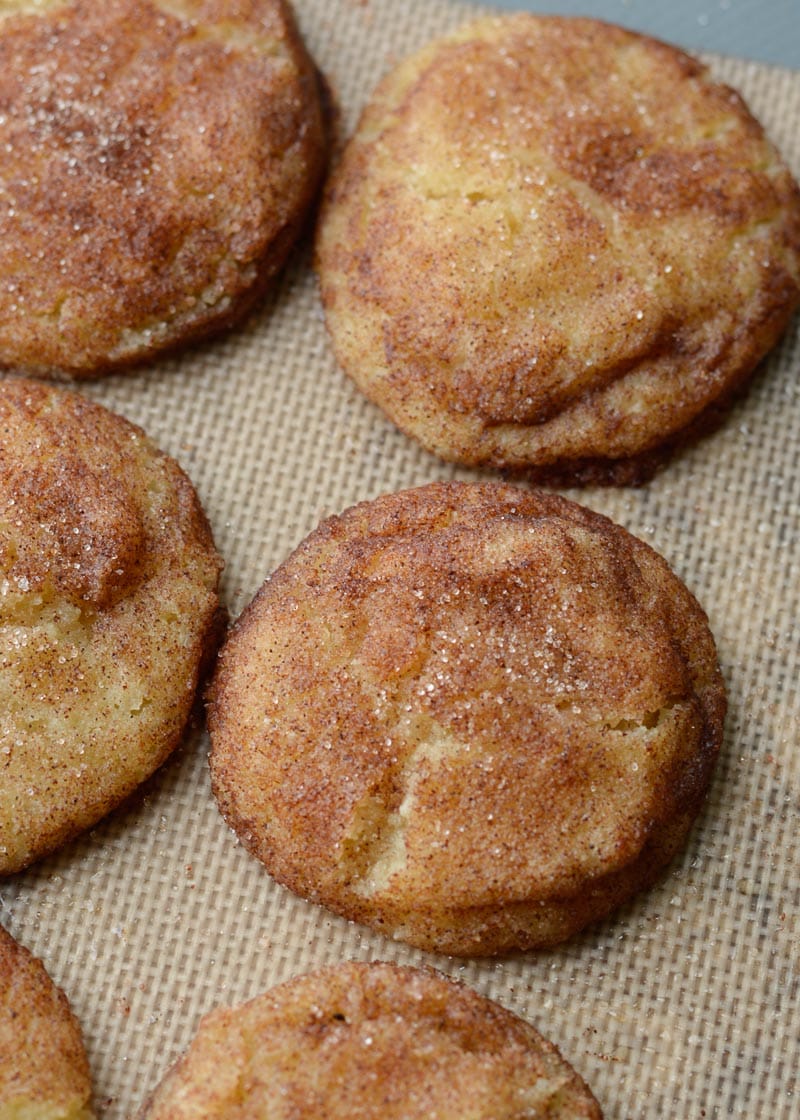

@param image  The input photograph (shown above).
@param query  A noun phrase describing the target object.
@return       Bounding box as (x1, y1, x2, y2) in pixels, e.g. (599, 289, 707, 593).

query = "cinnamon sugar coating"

(316, 15, 800, 484)
(208, 481, 725, 955)
(138, 962, 602, 1119)
(0, 924, 93, 1120)
(0, 0, 327, 379)
(0, 378, 223, 874)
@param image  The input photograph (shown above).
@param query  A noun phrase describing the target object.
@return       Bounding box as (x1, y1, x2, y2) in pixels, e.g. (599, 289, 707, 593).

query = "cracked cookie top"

(316, 14, 800, 484)
(138, 961, 601, 1119)
(0, 0, 327, 379)
(0, 378, 223, 874)
(208, 480, 725, 955)
(0, 924, 93, 1120)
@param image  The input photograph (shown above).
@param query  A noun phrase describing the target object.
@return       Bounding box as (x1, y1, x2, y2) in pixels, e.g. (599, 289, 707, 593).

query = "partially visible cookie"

(0, 378, 223, 874)
(316, 15, 800, 484)
(0, 0, 327, 379)
(0, 924, 93, 1120)
(139, 961, 602, 1118)
(208, 480, 725, 955)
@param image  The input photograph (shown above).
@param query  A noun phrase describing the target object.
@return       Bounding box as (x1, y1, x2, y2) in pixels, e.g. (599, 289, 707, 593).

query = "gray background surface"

(482, 0, 799, 68)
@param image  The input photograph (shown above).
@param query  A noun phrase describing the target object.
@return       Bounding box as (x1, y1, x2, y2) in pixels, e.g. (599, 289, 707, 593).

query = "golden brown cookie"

(0, 378, 223, 874)
(139, 961, 602, 1118)
(0, 924, 93, 1120)
(316, 15, 800, 484)
(208, 480, 725, 955)
(0, 0, 327, 379)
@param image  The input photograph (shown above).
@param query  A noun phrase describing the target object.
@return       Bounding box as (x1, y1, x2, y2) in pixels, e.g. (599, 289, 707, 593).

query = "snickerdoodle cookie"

(0, 0, 326, 379)
(208, 481, 725, 955)
(0, 378, 223, 874)
(139, 961, 602, 1118)
(0, 924, 93, 1120)
(316, 15, 800, 484)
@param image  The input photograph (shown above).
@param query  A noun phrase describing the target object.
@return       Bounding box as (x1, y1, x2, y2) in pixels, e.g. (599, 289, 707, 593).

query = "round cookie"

(0, 378, 223, 874)
(208, 480, 725, 955)
(316, 15, 800, 484)
(139, 961, 602, 1118)
(0, 0, 327, 379)
(0, 924, 93, 1120)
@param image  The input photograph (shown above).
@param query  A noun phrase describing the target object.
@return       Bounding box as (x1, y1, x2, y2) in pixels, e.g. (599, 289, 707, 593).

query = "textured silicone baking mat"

(1, 2, 798, 1117)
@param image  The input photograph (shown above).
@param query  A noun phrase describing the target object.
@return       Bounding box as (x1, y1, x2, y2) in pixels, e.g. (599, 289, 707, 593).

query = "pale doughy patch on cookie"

(139, 962, 602, 1119)
(0, 378, 223, 874)
(316, 14, 800, 483)
(208, 481, 725, 955)
(0, 925, 93, 1120)
(0, 0, 327, 378)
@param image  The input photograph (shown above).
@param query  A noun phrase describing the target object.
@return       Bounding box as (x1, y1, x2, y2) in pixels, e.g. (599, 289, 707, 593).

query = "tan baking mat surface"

(2, 1, 799, 1116)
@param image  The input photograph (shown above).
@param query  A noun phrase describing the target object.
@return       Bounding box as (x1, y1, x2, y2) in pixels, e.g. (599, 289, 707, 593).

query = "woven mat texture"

(2, 2, 798, 1117)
